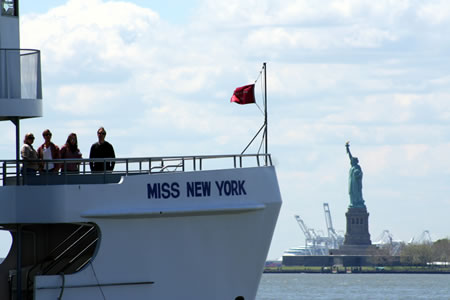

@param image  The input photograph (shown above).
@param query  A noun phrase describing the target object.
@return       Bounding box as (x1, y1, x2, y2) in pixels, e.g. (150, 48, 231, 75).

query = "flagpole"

(263, 62, 268, 165)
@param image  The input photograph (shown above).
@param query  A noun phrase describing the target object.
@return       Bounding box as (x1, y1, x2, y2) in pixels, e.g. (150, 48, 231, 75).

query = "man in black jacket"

(89, 127, 115, 172)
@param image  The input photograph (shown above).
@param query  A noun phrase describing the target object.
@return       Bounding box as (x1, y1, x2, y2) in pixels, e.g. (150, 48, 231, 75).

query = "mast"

(239, 62, 269, 162)
(263, 62, 268, 164)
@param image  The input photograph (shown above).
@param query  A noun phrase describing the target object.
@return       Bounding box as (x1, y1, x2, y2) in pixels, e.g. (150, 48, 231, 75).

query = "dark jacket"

(89, 141, 115, 172)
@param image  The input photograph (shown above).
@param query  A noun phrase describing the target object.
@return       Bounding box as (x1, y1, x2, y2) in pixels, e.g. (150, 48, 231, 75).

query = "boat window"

(0, 230, 12, 263)
(1, 0, 17, 17)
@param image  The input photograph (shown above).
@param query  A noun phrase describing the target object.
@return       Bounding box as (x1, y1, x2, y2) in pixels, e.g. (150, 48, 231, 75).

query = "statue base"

(330, 206, 377, 256)
(343, 206, 372, 245)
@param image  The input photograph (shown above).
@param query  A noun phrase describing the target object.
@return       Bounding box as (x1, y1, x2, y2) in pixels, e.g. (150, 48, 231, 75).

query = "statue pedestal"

(344, 206, 371, 245)
(330, 206, 377, 256)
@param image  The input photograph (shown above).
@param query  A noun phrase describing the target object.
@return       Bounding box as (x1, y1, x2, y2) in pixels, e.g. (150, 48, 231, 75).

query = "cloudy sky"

(1, 0, 450, 259)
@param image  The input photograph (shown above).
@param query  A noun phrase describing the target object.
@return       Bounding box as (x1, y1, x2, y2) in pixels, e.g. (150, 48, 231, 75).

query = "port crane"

(374, 230, 403, 255)
(323, 203, 344, 249)
(409, 230, 433, 244)
(294, 215, 329, 255)
(293, 203, 344, 255)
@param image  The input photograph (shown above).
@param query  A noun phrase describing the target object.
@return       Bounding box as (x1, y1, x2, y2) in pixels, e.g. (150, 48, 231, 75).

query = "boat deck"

(1, 153, 272, 186)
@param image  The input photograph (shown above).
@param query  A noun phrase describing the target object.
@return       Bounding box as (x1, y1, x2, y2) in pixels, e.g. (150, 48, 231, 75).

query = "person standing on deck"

(37, 129, 60, 173)
(21, 133, 39, 175)
(89, 127, 115, 172)
(60, 133, 82, 172)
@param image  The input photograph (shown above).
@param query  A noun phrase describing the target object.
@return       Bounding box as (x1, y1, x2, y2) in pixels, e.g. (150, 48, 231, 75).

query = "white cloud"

(343, 26, 396, 48)
(21, 0, 161, 71)
(417, 1, 450, 25)
(197, 0, 413, 27)
(54, 84, 120, 115)
(11, 0, 450, 260)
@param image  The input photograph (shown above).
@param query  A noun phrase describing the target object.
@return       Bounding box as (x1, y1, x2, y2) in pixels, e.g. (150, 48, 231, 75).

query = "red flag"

(230, 84, 255, 105)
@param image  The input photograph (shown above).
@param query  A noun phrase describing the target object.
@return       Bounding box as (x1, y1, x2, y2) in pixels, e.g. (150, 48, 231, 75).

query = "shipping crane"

(374, 230, 403, 255)
(291, 203, 344, 255)
(294, 215, 328, 255)
(323, 203, 344, 249)
(375, 230, 393, 245)
(409, 230, 432, 244)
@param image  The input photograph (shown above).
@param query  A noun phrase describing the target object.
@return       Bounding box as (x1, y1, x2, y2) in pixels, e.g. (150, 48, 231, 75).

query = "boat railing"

(0, 48, 42, 100)
(0, 153, 272, 186)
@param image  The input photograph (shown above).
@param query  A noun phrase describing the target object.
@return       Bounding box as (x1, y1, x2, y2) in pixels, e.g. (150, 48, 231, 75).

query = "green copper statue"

(345, 142, 365, 208)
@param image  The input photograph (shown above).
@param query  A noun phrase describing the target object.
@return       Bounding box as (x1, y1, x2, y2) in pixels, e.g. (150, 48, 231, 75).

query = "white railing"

(1, 154, 272, 186)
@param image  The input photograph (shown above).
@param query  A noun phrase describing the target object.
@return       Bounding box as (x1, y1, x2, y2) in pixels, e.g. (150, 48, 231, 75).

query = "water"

(256, 273, 450, 300)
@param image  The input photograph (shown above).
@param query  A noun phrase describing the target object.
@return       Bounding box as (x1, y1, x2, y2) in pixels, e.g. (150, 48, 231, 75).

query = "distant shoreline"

(264, 266, 450, 274)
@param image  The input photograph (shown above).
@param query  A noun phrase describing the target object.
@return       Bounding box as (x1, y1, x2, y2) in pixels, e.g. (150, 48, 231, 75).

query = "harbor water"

(256, 273, 450, 299)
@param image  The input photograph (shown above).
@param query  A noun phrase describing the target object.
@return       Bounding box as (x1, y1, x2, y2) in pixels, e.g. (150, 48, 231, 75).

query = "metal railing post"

(148, 158, 152, 174)
(63, 161, 68, 185)
(103, 160, 106, 183)
(2, 161, 6, 186)
(45, 161, 49, 185)
(22, 161, 27, 185)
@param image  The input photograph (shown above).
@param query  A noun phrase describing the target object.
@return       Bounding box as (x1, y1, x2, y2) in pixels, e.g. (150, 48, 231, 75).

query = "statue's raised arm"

(345, 141, 353, 161)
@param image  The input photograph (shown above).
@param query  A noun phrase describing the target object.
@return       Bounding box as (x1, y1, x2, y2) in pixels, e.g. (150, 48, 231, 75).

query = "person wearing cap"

(89, 127, 115, 172)
(21, 133, 39, 175)
(37, 129, 60, 173)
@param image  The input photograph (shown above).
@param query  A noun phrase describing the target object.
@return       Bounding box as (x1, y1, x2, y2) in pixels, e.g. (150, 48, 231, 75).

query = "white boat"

(0, 2, 282, 299)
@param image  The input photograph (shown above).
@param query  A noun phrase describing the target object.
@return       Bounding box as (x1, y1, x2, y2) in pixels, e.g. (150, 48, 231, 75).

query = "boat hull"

(1, 166, 281, 300)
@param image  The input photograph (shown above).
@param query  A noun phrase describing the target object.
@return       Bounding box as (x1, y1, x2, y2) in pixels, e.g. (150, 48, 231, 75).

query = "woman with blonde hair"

(60, 133, 82, 172)
(21, 133, 39, 175)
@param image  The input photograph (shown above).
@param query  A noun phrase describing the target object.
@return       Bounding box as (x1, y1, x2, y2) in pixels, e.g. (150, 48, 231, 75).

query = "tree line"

(399, 238, 450, 265)
(369, 238, 450, 266)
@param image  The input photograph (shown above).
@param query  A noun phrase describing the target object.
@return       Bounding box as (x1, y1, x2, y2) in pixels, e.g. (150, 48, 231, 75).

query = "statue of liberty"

(345, 142, 365, 208)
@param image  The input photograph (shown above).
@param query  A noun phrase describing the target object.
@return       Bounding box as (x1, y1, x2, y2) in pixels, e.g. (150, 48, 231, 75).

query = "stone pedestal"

(330, 206, 378, 256)
(344, 206, 371, 245)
